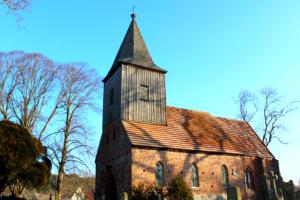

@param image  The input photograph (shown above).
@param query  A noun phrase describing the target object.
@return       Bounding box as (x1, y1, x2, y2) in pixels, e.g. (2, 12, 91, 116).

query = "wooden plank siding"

(121, 64, 166, 125)
(103, 67, 122, 127)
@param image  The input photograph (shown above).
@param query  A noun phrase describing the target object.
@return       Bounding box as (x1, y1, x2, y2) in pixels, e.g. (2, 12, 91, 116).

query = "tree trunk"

(56, 165, 64, 200)
(56, 110, 70, 200)
(56, 131, 69, 200)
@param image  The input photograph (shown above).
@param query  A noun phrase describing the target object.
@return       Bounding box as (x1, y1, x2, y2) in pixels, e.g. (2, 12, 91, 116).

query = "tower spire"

(103, 13, 166, 82)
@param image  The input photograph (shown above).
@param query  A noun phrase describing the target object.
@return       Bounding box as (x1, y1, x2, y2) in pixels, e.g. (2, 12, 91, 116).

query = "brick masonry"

(95, 123, 280, 200)
(131, 147, 278, 200)
(95, 120, 132, 199)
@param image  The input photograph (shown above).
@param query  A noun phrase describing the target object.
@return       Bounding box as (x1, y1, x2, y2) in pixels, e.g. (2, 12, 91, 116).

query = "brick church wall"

(95, 120, 279, 200)
(95, 120, 132, 198)
(131, 147, 276, 200)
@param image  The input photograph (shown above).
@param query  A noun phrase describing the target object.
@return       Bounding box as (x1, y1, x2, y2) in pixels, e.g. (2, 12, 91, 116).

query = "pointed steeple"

(103, 14, 166, 82)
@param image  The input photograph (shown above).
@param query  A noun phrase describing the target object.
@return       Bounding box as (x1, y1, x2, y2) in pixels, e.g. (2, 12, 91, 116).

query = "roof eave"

(130, 144, 273, 158)
(102, 61, 167, 82)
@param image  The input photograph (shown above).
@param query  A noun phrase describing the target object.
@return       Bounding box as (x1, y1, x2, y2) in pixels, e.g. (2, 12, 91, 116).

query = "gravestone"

(227, 186, 242, 200)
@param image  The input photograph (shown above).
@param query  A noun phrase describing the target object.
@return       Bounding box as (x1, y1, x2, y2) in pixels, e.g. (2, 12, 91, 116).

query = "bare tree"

(238, 90, 258, 123)
(0, 52, 18, 120)
(1, 52, 101, 199)
(237, 87, 298, 146)
(47, 63, 101, 200)
(260, 88, 297, 146)
(0, 51, 61, 140)
(13, 53, 59, 136)
(0, 0, 31, 12)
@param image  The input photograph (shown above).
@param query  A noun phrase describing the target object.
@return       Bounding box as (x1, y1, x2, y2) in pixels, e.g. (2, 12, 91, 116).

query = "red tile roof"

(122, 106, 273, 158)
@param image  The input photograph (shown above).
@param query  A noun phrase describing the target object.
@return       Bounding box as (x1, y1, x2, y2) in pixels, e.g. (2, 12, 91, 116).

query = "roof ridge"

(122, 120, 167, 127)
(167, 105, 210, 115)
(167, 105, 245, 123)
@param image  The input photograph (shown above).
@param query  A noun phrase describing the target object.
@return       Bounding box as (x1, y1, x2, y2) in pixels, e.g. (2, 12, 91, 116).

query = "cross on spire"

(131, 5, 136, 19)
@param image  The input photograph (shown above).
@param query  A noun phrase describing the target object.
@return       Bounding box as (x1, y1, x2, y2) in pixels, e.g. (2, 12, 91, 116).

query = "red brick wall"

(95, 120, 132, 199)
(131, 147, 276, 200)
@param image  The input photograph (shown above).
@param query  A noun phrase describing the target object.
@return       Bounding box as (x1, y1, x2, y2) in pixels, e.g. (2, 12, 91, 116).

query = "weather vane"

(131, 5, 136, 18)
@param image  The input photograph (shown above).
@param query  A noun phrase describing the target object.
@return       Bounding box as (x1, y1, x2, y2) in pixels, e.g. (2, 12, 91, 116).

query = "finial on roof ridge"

(131, 13, 136, 19)
(131, 5, 136, 19)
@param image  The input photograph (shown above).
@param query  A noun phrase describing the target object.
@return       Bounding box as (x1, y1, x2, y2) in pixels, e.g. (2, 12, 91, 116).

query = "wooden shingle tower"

(102, 14, 167, 127)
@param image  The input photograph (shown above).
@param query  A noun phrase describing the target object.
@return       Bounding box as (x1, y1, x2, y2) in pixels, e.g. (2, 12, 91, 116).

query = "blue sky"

(1, 1, 300, 183)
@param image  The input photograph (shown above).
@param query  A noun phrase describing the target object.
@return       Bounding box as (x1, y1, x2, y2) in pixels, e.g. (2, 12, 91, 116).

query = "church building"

(95, 14, 283, 200)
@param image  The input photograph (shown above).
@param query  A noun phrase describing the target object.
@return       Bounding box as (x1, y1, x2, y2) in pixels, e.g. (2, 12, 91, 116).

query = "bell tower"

(102, 14, 167, 126)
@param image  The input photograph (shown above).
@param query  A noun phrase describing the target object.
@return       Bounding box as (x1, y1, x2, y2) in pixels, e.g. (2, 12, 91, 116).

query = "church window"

(245, 168, 254, 190)
(190, 164, 199, 187)
(140, 84, 149, 101)
(109, 88, 114, 105)
(221, 165, 229, 187)
(156, 162, 164, 186)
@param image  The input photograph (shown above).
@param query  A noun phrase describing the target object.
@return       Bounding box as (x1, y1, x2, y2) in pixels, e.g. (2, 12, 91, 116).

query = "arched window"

(190, 164, 199, 187)
(221, 165, 229, 187)
(156, 162, 164, 186)
(245, 168, 254, 190)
